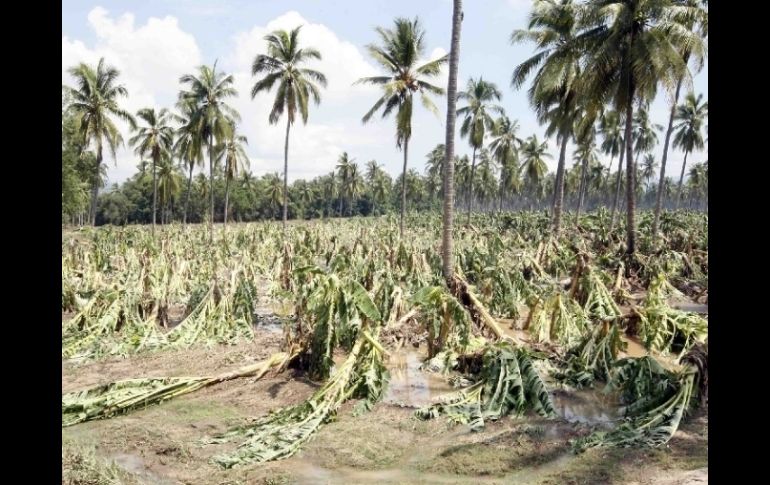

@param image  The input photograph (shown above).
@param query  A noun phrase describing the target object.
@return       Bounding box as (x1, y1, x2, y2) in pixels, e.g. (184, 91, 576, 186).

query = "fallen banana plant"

(573, 342, 707, 451)
(206, 329, 388, 468)
(555, 322, 626, 388)
(62, 351, 294, 427)
(416, 341, 555, 431)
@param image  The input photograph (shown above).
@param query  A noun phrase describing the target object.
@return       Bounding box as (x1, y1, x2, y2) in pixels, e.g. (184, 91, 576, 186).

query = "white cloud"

(62, 7, 202, 184)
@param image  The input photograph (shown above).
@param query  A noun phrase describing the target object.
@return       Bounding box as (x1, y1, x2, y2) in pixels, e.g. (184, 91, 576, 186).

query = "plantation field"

(62, 211, 707, 484)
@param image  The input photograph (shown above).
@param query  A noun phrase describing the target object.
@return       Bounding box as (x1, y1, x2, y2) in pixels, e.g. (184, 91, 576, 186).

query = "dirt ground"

(62, 322, 707, 485)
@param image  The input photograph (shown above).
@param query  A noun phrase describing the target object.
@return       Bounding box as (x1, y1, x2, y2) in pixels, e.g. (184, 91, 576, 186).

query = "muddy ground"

(62, 320, 707, 485)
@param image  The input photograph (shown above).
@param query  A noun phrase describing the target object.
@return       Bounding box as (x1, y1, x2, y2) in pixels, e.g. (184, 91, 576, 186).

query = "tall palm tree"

(577, 0, 705, 256)
(512, 0, 583, 235)
(251, 26, 327, 233)
(599, 110, 625, 224)
(425, 144, 446, 201)
(442, 0, 463, 282)
(157, 155, 182, 224)
(173, 100, 204, 225)
(365, 160, 386, 215)
(371, 173, 390, 216)
(632, 105, 663, 156)
(454, 155, 472, 202)
(520, 135, 551, 208)
(179, 63, 239, 241)
(573, 134, 599, 219)
(672, 92, 707, 208)
(347, 164, 365, 216)
(321, 172, 339, 218)
(489, 116, 523, 211)
(217, 125, 249, 228)
(652, 0, 708, 236)
(129, 108, 175, 234)
(336, 152, 355, 216)
(63, 58, 136, 225)
(457, 77, 504, 224)
(641, 154, 659, 191)
(356, 17, 448, 238)
(266, 173, 284, 218)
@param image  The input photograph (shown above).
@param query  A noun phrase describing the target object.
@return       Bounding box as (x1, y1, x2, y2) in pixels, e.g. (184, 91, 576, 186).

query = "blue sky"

(62, 0, 708, 186)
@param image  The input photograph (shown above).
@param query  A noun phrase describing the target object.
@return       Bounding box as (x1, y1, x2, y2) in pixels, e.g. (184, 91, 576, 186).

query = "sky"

(62, 0, 708, 187)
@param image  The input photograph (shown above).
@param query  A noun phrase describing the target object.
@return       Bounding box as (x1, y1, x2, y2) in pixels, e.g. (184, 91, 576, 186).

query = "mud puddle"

(551, 388, 620, 427)
(109, 452, 173, 485)
(383, 350, 455, 408)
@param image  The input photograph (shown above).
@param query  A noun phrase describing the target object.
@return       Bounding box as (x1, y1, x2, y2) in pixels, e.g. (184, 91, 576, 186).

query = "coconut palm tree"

(336, 152, 355, 217)
(251, 26, 327, 232)
(265, 173, 284, 219)
(129, 108, 175, 235)
(577, 0, 705, 256)
(520, 135, 551, 208)
(157, 155, 182, 224)
(641, 154, 659, 191)
(371, 173, 390, 216)
(633, 105, 663, 156)
(217, 125, 249, 228)
(598, 110, 625, 223)
(179, 63, 240, 241)
(652, 0, 708, 235)
(173, 101, 204, 225)
(356, 17, 448, 238)
(457, 77, 504, 224)
(63, 58, 136, 225)
(442, 0, 463, 282)
(573, 134, 599, 219)
(512, 0, 584, 235)
(489, 116, 523, 211)
(672, 92, 707, 208)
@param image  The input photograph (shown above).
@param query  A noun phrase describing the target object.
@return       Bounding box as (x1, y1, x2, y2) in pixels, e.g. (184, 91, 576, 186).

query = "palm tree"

(454, 155, 472, 202)
(179, 63, 239, 241)
(63, 58, 136, 225)
(652, 0, 708, 236)
(520, 135, 551, 208)
(266, 173, 284, 219)
(371, 173, 390, 216)
(129, 108, 175, 235)
(425, 144, 446, 201)
(489, 116, 523, 211)
(347, 164, 365, 216)
(321, 172, 339, 218)
(173, 100, 204, 225)
(356, 17, 448, 238)
(633, 105, 663, 156)
(512, 0, 583, 235)
(252, 26, 327, 233)
(442, 0, 463, 282)
(672, 93, 707, 208)
(217, 125, 249, 228)
(640, 154, 659, 191)
(365, 160, 386, 215)
(157, 155, 182, 224)
(573, 135, 599, 219)
(598, 110, 625, 224)
(577, 0, 705, 256)
(457, 77, 504, 224)
(336, 152, 355, 216)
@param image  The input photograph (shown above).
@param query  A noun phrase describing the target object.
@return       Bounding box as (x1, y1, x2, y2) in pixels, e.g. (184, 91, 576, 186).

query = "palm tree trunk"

(624, 96, 637, 257)
(338, 191, 344, 217)
(399, 137, 409, 238)
(576, 155, 589, 223)
(653, 67, 687, 238)
(224, 175, 231, 231)
(609, 148, 625, 229)
(552, 134, 569, 235)
(282, 118, 291, 233)
(90, 143, 103, 226)
(675, 151, 689, 209)
(442, 0, 462, 282)
(183, 162, 193, 225)
(466, 147, 477, 226)
(208, 133, 215, 244)
(152, 153, 158, 235)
